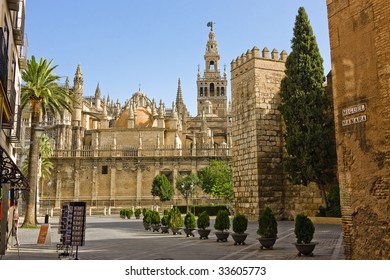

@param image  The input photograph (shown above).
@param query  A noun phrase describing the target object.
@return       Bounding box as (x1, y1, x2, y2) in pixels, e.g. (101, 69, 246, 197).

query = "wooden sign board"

(37, 224, 52, 245)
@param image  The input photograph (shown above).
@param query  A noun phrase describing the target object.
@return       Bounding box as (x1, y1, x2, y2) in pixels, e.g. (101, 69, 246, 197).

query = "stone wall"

(327, 0, 390, 259)
(42, 155, 228, 214)
(230, 47, 324, 221)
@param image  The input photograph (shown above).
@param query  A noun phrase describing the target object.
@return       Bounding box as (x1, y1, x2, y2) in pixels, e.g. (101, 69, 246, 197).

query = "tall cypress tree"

(278, 7, 336, 208)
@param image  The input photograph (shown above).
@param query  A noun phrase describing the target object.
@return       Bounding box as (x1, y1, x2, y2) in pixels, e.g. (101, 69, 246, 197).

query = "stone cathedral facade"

(20, 26, 231, 214)
(20, 24, 324, 218)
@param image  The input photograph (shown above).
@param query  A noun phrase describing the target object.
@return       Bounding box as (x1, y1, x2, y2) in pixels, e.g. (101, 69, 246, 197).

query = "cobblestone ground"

(1, 216, 344, 260)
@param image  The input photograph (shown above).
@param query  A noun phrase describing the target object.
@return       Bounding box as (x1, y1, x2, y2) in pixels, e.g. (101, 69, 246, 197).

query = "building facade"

(0, 0, 28, 255)
(22, 25, 231, 214)
(327, 0, 390, 259)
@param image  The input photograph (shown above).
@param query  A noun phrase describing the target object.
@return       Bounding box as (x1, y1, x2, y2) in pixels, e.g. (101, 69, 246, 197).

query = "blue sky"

(25, 0, 330, 116)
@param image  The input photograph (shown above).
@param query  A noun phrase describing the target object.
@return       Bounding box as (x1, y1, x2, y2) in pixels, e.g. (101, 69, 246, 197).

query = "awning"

(0, 146, 29, 190)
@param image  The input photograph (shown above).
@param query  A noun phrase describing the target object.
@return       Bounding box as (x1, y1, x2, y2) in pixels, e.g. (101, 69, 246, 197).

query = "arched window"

(209, 61, 215, 71)
(210, 83, 215, 96)
(221, 87, 225, 96)
(200, 87, 203, 97)
(204, 87, 208, 97)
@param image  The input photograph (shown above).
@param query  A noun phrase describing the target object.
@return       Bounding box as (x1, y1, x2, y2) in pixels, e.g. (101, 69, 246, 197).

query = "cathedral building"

(20, 25, 231, 214)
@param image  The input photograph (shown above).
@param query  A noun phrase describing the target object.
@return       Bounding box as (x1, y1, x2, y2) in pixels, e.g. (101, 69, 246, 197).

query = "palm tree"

(21, 56, 74, 227)
(22, 134, 54, 178)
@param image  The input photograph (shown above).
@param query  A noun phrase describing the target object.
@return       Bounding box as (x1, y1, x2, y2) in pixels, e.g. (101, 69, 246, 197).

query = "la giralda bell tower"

(196, 22, 228, 118)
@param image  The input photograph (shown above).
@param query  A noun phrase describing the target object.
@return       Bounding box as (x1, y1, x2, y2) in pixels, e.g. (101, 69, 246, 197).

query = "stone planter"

(215, 231, 230, 242)
(151, 224, 161, 232)
(160, 226, 170, 234)
(197, 229, 211, 239)
(171, 227, 182, 235)
(143, 222, 151, 231)
(231, 233, 248, 245)
(183, 228, 195, 237)
(294, 242, 318, 256)
(258, 237, 278, 249)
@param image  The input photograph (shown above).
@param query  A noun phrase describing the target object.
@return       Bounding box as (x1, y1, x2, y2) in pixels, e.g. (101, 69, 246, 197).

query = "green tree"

(198, 160, 233, 203)
(278, 7, 336, 208)
(21, 56, 74, 227)
(151, 174, 173, 209)
(175, 173, 199, 212)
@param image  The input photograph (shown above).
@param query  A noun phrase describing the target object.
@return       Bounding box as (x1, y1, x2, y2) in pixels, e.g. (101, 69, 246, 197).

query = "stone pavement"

(0, 215, 344, 260)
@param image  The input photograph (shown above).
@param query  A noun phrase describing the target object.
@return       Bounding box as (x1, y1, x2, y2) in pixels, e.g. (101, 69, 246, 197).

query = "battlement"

(231, 46, 288, 69)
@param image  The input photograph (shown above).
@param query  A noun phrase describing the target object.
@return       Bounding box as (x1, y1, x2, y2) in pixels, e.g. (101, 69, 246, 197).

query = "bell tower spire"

(196, 22, 227, 118)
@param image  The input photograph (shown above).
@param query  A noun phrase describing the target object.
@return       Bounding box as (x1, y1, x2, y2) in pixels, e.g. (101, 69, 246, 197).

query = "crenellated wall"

(231, 46, 323, 221)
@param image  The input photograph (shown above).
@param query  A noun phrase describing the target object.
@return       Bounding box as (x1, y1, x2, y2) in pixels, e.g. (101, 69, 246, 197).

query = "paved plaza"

(1, 215, 344, 260)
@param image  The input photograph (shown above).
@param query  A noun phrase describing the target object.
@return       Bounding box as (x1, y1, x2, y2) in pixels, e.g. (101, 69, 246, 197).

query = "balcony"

(18, 35, 28, 70)
(7, 0, 21, 11)
(12, 1, 25, 46)
(8, 104, 22, 143)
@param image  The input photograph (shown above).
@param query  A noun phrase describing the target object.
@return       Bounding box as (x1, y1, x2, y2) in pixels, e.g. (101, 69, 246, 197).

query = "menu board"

(59, 202, 86, 247)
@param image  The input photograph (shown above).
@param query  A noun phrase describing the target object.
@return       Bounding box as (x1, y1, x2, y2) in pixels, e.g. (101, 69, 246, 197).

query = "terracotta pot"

(231, 232, 248, 245)
(258, 237, 278, 249)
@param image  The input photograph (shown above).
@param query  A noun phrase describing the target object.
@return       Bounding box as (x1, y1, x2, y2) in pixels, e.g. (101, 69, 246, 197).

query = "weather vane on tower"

(207, 21, 215, 31)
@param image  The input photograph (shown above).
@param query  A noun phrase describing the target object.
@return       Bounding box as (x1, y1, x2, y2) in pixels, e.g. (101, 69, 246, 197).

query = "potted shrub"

(169, 207, 183, 235)
(214, 209, 230, 242)
(126, 208, 133, 219)
(231, 213, 248, 245)
(183, 211, 196, 237)
(134, 208, 141, 219)
(120, 208, 126, 219)
(197, 210, 211, 239)
(151, 210, 161, 232)
(294, 213, 317, 256)
(142, 209, 152, 231)
(160, 212, 170, 234)
(257, 207, 278, 249)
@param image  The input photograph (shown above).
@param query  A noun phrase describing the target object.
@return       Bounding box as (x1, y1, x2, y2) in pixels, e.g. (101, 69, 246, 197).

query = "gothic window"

(200, 87, 203, 97)
(210, 83, 215, 96)
(221, 87, 225, 96)
(204, 87, 208, 97)
(102, 165, 108, 174)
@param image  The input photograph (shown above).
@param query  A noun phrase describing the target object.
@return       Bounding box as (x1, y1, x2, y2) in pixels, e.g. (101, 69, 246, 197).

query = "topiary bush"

(134, 208, 141, 219)
(257, 207, 278, 238)
(197, 210, 210, 230)
(151, 210, 161, 225)
(120, 208, 126, 218)
(232, 213, 248, 234)
(294, 213, 315, 244)
(161, 214, 170, 227)
(169, 207, 183, 229)
(214, 209, 230, 232)
(184, 211, 196, 229)
(143, 209, 152, 224)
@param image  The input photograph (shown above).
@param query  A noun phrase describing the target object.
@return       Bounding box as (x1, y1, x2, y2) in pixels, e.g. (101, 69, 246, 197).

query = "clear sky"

(25, 0, 330, 116)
